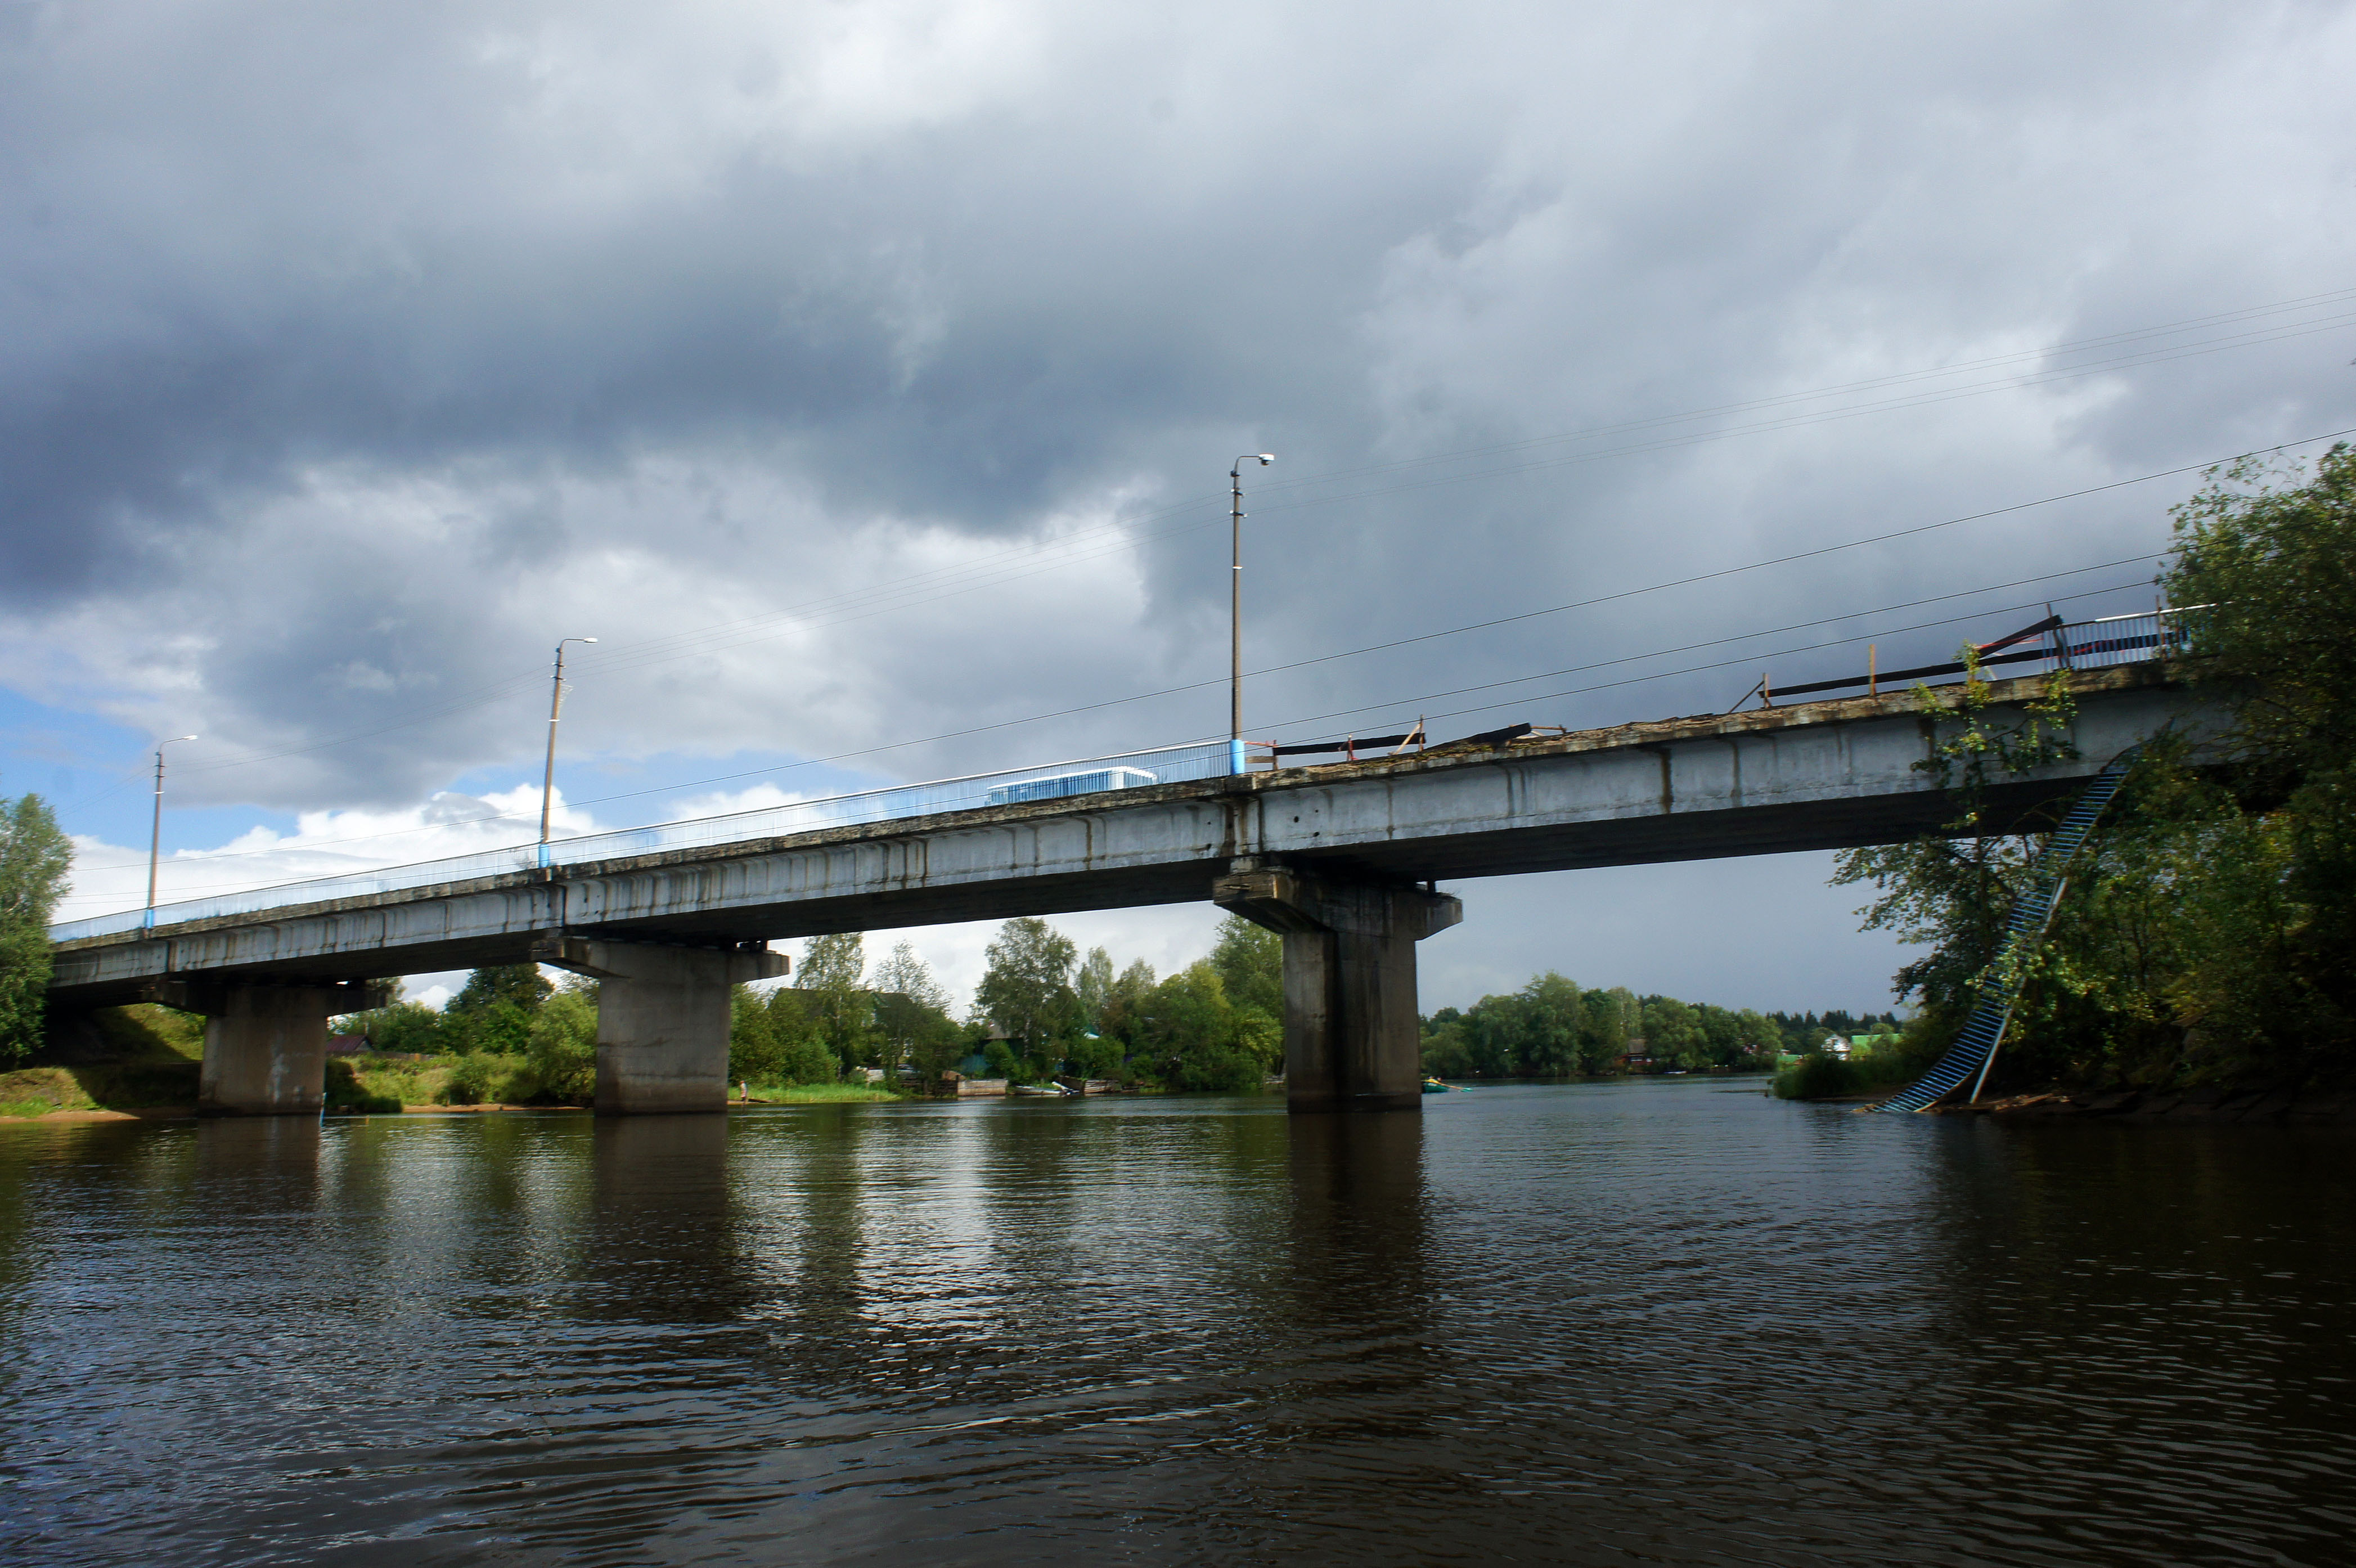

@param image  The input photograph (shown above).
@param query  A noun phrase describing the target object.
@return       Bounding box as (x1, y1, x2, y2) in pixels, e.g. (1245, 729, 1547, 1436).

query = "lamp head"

(1256, 454, 1274, 464)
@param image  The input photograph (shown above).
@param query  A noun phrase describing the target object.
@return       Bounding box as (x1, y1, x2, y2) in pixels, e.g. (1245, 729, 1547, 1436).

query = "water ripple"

(0, 1082, 2350, 1565)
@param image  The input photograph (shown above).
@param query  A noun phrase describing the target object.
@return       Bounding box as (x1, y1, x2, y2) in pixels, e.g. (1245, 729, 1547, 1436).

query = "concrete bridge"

(50, 665, 2211, 1117)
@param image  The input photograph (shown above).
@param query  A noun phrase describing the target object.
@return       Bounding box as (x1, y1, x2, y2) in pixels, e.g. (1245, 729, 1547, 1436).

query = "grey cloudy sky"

(5, 1, 2353, 1012)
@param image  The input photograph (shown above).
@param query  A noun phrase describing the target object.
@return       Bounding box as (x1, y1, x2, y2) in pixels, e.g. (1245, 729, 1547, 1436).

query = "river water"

(2, 1080, 2351, 1566)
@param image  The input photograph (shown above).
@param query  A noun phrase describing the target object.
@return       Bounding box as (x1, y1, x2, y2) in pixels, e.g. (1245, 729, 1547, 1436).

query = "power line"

(57, 555, 2161, 880)
(1249, 581, 2157, 743)
(55, 577, 2144, 906)
(106, 293, 2355, 782)
(557, 302, 2356, 676)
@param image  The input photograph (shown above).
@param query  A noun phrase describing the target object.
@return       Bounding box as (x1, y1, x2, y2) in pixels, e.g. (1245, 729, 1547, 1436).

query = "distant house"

(325, 1034, 370, 1057)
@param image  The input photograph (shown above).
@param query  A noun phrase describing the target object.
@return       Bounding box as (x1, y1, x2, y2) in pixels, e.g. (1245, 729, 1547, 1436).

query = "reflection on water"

(1, 1086, 2351, 1566)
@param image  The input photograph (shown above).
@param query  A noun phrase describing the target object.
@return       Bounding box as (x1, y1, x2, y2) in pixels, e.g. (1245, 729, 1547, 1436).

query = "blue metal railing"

(51, 739, 1230, 942)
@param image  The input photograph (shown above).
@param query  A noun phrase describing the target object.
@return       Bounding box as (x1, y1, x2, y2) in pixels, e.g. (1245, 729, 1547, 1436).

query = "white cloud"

(55, 781, 598, 923)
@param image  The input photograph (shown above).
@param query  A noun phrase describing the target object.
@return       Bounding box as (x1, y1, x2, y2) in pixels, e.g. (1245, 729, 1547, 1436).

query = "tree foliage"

(1831, 444, 2356, 1091)
(797, 932, 873, 1069)
(0, 789, 72, 1064)
(1421, 974, 1787, 1078)
(525, 987, 599, 1100)
(729, 984, 842, 1086)
(1101, 960, 1276, 1091)
(1207, 915, 1283, 1020)
(1074, 945, 1117, 1026)
(866, 941, 963, 1082)
(440, 964, 553, 1055)
(974, 916, 1078, 1051)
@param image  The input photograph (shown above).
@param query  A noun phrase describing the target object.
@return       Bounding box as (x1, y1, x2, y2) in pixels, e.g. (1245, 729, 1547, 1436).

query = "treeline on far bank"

(330, 918, 1865, 1108)
(1420, 973, 1892, 1079)
(335, 914, 1298, 1102)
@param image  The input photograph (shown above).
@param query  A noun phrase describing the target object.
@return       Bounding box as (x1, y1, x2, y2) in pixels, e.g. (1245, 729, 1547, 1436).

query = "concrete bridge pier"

(1214, 863, 1462, 1112)
(151, 980, 378, 1116)
(538, 937, 789, 1116)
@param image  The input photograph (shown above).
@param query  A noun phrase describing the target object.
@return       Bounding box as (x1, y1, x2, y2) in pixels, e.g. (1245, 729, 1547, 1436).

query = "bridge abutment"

(1214, 865, 1461, 1112)
(542, 938, 789, 1116)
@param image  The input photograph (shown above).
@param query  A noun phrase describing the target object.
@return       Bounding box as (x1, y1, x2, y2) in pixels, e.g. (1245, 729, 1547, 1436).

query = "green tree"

(1516, 972, 1586, 1075)
(869, 942, 960, 1083)
(347, 999, 443, 1054)
(1832, 661, 2085, 1079)
(974, 916, 1078, 1053)
(1421, 1016, 1473, 1077)
(2157, 443, 2356, 1073)
(763, 987, 844, 1084)
(527, 986, 599, 1100)
(1094, 958, 1160, 1067)
(1579, 987, 1626, 1071)
(441, 964, 552, 1055)
(1642, 996, 1703, 1068)
(1207, 915, 1283, 1019)
(729, 984, 784, 1085)
(1074, 945, 1116, 1026)
(1829, 446, 2356, 1091)
(0, 789, 72, 1065)
(1134, 962, 1264, 1091)
(798, 932, 874, 1069)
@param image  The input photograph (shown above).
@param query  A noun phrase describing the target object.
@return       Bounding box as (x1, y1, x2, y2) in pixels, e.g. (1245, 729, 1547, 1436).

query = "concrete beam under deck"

(48, 667, 2217, 1006)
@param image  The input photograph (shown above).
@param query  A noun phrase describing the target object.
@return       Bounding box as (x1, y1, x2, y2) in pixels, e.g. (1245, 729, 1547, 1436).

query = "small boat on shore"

(1012, 1083, 1076, 1098)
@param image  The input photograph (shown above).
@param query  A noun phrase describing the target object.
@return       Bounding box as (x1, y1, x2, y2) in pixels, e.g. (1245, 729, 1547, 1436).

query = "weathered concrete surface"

(50, 667, 2217, 1006)
(561, 940, 789, 1116)
(197, 986, 341, 1116)
(1215, 866, 1462, 1112)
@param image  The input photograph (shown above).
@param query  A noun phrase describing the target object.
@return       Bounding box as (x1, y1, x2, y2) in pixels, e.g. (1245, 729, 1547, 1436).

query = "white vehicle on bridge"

(983, 766, 1157, 807)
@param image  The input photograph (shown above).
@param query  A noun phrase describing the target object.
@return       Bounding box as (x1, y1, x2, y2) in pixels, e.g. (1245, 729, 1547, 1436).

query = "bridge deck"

(49, 666, 2210, 1006)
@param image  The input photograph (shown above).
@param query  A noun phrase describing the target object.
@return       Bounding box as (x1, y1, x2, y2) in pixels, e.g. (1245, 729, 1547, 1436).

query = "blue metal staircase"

(1877, 747, 2141, 1113)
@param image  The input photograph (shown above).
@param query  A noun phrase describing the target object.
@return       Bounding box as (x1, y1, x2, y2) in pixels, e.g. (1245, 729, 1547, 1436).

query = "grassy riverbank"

(744, 1082, 903, 1104)
(0, 1005, 203, 1116)
(0, 1008, 915, 1120)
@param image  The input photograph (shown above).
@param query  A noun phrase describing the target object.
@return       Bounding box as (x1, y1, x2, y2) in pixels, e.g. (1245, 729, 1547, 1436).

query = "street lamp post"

(538, 637, 597, 868)
(1229, 453, 1274, 774)
(145, 735, 199, 929)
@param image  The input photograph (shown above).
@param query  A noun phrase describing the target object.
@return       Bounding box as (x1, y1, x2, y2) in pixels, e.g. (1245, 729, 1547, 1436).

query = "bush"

(323, 1059, 402, 1114)
(728, 986, 841, 1088)
(528, 990, 599, 1101)
(1772, 1052, 1862, 1100)
(442, 1052, 502, 1105)
(345, 1000, 443, 1054)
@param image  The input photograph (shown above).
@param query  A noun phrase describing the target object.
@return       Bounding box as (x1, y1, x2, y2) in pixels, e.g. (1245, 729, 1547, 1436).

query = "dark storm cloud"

(3, 0, 2353, 818)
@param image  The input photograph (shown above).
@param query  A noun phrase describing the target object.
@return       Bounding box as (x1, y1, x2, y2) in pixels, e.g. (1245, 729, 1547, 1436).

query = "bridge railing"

(50, 739, 1231, 943)
(1745, 605, 2205, 707)
(2042, 606, 2202, 672)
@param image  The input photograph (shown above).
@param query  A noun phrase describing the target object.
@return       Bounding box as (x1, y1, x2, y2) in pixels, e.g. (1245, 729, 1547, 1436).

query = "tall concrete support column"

(1213, 863, 1462, 1112)
(195, 986, 342, 1116)
(539, 937, 788, 1116)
